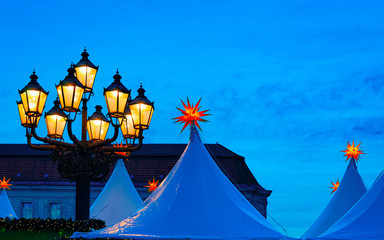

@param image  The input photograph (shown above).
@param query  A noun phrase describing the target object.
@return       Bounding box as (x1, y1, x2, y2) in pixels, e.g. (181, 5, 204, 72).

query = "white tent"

(0, 189, 18, 219)
(90, 159, 143, 226)
(301, 159, 367, 239)
(74, 126, 288, 239)
(316, 171, 384, 240)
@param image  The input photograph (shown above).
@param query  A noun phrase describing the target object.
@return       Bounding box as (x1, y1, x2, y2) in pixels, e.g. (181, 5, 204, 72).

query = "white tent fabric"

(73, 127, 288, 239)
(316, 171, 384, 240)
(0, 189, 18, 219)
(90, 159, 143, 226)
(301, 159, 367, 239)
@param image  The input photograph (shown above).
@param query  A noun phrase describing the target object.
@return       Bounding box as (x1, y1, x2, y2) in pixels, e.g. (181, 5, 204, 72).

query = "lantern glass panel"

(130, 103, 153, 129)
(45, 115, 66, 139)
(105, 90, 129, 117)
(57, 85, 84, 111)
(118, 114, 139, 138)
(87, 119, 110, 141)
(17, 102, 40, 127)
(21, 90, 47, 116)
(75, 66, 97, 92)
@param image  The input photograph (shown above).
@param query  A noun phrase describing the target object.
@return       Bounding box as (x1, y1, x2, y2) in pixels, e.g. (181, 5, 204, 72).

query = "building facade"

(0, 143, 271, 219)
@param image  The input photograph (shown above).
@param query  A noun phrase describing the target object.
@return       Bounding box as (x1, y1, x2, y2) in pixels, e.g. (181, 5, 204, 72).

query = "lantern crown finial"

(137, 84, 145, 96)
(113, 70, 122, 82)
(53, 99, 61, 108)
(67, 66, 77, 77)
(81, 48, 89, 59)
(95, 105, 102, 113)
(88, 105, 109, 123)
(30, 70, 38, 82)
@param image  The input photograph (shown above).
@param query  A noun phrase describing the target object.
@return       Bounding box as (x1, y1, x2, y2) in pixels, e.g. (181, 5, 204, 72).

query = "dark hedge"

(0, 218, 105, 232)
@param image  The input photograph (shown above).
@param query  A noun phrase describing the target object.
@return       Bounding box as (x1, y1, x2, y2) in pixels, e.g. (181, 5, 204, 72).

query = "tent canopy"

(301, 159, 367, 239)
(316, 171, 384, 240)
(73, 126, 288, 239)
(90, 159, 143, 226)
(0, 189, 18, 219)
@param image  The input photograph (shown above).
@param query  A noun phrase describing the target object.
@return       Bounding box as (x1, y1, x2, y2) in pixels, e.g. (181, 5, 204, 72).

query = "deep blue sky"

(2, 0, 384, 237)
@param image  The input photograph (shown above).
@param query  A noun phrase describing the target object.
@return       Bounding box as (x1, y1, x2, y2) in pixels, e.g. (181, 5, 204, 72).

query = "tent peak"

(347, 157, 357, 169)
(189, 124, 202, 142)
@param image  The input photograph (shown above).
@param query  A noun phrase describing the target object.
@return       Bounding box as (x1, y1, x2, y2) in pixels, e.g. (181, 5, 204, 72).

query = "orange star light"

(341, 141, 364, 162)
(173, 97, 210, 132)
(0, 177, 12, 190)
(329, 179, 340, 194)
(145, 178, 159, 192)
(113, 142, 129, 157)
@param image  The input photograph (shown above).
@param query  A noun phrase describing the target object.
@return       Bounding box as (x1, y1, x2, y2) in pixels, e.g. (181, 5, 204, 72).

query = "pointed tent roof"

(316, 171, 384, 240)
(301, 159, 367, 239)
(90, 159, 143, 226)
(74, 127, 287, 239)
(0, 189, 18, 219)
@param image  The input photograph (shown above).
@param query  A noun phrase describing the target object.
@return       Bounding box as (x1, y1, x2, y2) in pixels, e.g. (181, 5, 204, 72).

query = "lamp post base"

(76, 173, 90, 220)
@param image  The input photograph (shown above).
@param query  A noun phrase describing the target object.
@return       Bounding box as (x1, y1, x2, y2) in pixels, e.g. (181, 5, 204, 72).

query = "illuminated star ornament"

(145, 178, 159, 192)
(341, 141, 364, 162)
(113, 142, 129, 157)
(0, 177, 12, 190)
(173, 98, 210, 132)
(329, 179, 340, 194)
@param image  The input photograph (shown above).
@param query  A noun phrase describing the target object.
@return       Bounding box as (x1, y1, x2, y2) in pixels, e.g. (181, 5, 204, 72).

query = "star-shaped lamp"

(145, 178, 159, 192)
(113, 142, 129, 157)
(173, 97, 210, 132)
(341, 141, 364, 162)
(329, 179, 339, 194)
(0, 177, 12, 190)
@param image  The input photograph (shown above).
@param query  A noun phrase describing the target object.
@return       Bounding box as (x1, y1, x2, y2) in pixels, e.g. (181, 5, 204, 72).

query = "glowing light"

(113, 143, 129, 157)
(341, 141, 364, 162)
(145, 178, 159, 192)
(0, 177, 12, 190)
(173, 97, 210, 132)
(329, 179, 340, 194)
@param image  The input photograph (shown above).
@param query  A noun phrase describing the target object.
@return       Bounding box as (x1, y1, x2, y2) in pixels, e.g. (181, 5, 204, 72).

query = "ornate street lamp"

(17, 50, 154, 220)
(17, 101, 41, 127)
(104, 70, 130, 118)
(56, 66, 85, 112)
(129, 84, 154, 130)
(87, 106, 110, 141)
(119, 101, 140, 139)
(18, 70, 48, 116)
(74, 48, 98, 93)
(45, 100, 67, 139)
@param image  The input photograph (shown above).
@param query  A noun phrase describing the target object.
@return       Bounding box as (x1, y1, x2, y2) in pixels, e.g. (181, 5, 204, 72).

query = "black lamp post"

(17, 49, 154, 220)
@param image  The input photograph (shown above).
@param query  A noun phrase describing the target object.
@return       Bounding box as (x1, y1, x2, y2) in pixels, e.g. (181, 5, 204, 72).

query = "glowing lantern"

(104, 70, 130, 118)
(173, 97, 210, 132)
(145, 178, 159, 192)
(74, 48, 98, 92)
(56, 66, 85, 112)
(118, 103, 140, 139)
(0, 177, 12, 190)
(87, 105, 110, 141)
(17, 100, 41, 127)
(341, 141, 364, 162)
(45, 100, 68, 139)
(329, 179, 340, 194)
(129, 84, 154, 130)
(18, 70, 48, 116)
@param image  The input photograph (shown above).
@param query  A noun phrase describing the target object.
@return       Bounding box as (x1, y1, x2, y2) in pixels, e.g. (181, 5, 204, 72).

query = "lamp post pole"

(17, 49, 154, 220)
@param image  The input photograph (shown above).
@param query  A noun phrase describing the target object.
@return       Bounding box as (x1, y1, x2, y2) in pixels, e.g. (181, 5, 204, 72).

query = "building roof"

(0, 144, 268, 193)
(0, 143, 242, 158)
